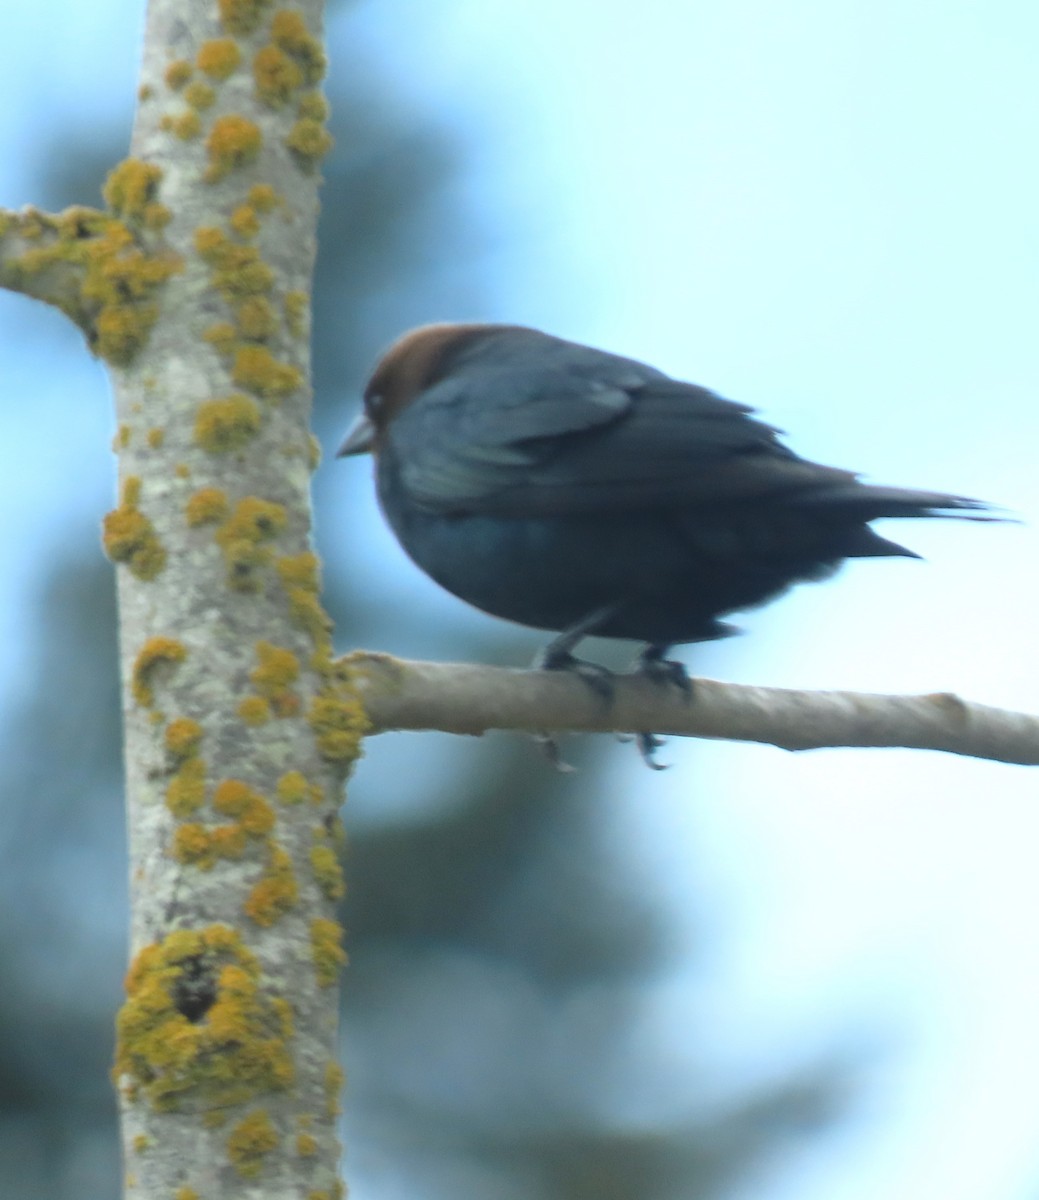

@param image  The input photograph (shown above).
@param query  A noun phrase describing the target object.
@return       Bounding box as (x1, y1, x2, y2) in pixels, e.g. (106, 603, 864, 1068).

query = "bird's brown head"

(337, 322, 513, 457)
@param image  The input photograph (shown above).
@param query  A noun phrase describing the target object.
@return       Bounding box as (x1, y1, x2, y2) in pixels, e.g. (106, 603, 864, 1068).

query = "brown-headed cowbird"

(339, 323, 990, 759)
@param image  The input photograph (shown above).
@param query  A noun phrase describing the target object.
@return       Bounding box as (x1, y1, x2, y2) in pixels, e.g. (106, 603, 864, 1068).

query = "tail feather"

(798, 483, 996, 522)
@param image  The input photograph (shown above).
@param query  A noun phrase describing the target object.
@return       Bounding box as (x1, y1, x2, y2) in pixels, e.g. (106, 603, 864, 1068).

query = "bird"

(338, 322, 993, 764)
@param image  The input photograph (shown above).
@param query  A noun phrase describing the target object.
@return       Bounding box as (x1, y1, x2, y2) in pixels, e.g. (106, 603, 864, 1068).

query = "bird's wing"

(387, 366, 857, 516)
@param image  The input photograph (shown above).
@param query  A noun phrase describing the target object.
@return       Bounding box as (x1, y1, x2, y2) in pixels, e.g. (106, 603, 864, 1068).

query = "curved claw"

(636, 731, 670, 770)
(636, 644, 693, 698)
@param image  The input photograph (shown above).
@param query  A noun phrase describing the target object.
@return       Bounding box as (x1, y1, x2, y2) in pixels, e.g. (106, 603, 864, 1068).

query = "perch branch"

(345, 652, 1039, 765)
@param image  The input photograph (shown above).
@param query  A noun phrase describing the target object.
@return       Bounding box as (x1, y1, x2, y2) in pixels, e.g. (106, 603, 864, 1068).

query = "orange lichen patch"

(276, 551, 319, 592)
(166, 758, 207, 817)
(194, 393, 262, 453)
(307, 693, 367, 764)
(185, 486, 229, 527)
(324, 1060, 345, 1116)
(270, 10, 327, 84)
(202, 321, 238, 356)
(104, 476, 166, 579)
(296, 90, 330, 122)
(113, 424, 132, 450)
(194, 228, 275, 302)
(116, 926, 294, 1112)
(184, 81, 217, 110)
(175, 1188, 200, 1200)
(296, 1133, 318, 1156)
(283, 289, 308, 338)
(285, 118, 333, 171)
(270, 690, 301, 718)
(251, 641, 300, 695)
(238, 695, 272, 725)
(309, 844, 345, 902)
(145, 426, 164, 448)
(172, 820, 250, 868)
(310, 918, 347, 986)
(164, 59, 193, 90)
(205, 116, 262, 183)
(197, 38, 242, 80)
(214, 497, 287, 592)
(227, 1110, 279, 1179)
(275, 770, 310, 805)
(103, 160, 164, 223)
(229, 203, 261, 239)
(232, 345, 302, 399)
(254, 44, 303, 106)
(161, 110, 203, 141)
(9, 206, 181, 366)
(165, 717, 204, 760)
(235, 295, 278, 340)
(244, 846, 298, 926)
(218, 0, 271, 36)
(213, 780, 275, 836)
(131, 635, 186, 707)
(248, 183, 281, 213)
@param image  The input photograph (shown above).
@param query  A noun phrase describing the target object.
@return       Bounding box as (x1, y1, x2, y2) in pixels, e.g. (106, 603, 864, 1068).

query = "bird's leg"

(622, 644, 693, 770)
(635, 643, 692, 696)
(531, 605, 619, 769)
(531, 604, 619, 699)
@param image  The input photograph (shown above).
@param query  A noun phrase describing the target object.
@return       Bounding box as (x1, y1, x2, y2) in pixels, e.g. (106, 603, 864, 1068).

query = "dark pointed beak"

(337, 413, 376, 457)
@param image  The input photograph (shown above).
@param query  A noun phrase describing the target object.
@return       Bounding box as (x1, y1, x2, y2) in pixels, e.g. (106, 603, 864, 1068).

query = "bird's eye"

(364, 391, 384, 420)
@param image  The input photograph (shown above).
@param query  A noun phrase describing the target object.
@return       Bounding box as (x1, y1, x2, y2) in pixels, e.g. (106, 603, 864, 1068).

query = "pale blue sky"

(2, 3, 1038, 1199)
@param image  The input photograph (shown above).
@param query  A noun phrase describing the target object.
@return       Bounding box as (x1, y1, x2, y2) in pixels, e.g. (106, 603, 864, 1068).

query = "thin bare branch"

(347, 652, 1039, 766)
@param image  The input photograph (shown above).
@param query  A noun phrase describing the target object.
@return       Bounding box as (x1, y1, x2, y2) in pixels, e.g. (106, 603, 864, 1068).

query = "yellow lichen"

(132, 1134, 149, 1152)
(324, 1060, 345, 1116)
(283, 289, 308, 338)
(132, 635, 186, 707)
(296, 90, 330, 122)
(235, 295, 278, 340)
(103, 159, 164, 222)
(285, 118, 334, 170)
(229, 203, 261, 239)
(115, 424, 132, 449)
(270, 10, 327, 84)
(104, 476, 167, 579)
(238, 695, 271, 725)
(310, 918, 347, 986)
(307, 693, 367, 764)
(202, 321, 238, 354)
(205, 115, 262, 183)
(247, 183, 281, 213)
(253, 44, 303, 105)
(195, 229, 275, 302)
(245, 846, 298, 926)
(214, 497, 287, 591)
(174, 462, 190, 479)
(15, 208, 182, 365)
(116, 926, 294, 1112)
(197, 38, 242, 80)
(162, 110, 202, 141)
(227, 1110, 279, 1179)
(251, 642, 300, 694)
(213, 779, 275, 836)
(185, 486, 229, 527)
(218, 0, 270, 36)
(309, 844, 345, 901)
(176, 1189, 200, 1200)
(232, 346, 302, 399)
(164, 60, 193, 90)
(275, 770, 309, 805)
(184, 81, 217, 111)
(296, 1132, 318, 1156)
(194, 394, 262, 453)
(165, 717, 204, 760)
(146, 427, 164, 448)
(166, 758, 206, 817)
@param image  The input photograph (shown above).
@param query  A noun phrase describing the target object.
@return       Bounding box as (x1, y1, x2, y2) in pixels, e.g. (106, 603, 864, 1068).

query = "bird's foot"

(634, 643, 693, 697)
(533, 645, 615, 701)
(617, 730, 671, 770)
